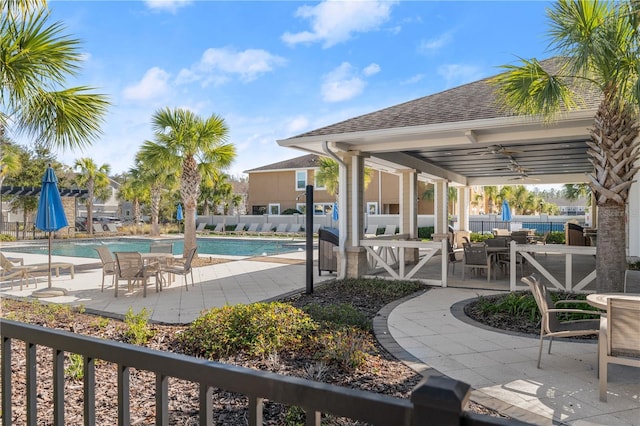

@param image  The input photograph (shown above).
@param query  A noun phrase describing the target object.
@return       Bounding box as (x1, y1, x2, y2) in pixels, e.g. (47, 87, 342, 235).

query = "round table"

(586, 293, 640, 310)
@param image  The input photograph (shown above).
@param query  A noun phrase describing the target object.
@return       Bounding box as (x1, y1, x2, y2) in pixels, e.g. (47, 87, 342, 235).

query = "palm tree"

(1, 1, 109, 150)
(421, 185, 459, 215)
(118, 167, 150, 228)
(482, 186, 499, 214)
(134, 144, 179, 236)
(73, 158, 110, 234)
(315, 156, 373, 200)
(146, 107, 235, 256)
(492, 0, 640, 292)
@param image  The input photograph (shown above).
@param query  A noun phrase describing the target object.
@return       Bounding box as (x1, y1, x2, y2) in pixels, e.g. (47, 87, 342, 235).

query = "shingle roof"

(290, 57, 601, 139)
(245, 153, 321, 173)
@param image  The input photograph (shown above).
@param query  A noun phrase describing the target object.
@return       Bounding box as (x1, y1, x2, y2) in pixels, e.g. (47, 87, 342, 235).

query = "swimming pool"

(1, 238, 305, 259)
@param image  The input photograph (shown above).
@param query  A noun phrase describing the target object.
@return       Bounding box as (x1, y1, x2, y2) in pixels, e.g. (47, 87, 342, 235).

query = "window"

(313, 203, 334, 215)
(296, 170, 307, 190)
(367, 202, 378, 215)
(252, 205, 267, 215)
(296, 203, 306, 213)
(268, 204, 280, 215)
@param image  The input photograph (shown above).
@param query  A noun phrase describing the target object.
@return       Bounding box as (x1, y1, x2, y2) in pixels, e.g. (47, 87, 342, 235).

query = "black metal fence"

(468, 220, 577, 235)
(0, 222, 47, 240)
(0, 320, 523, 426)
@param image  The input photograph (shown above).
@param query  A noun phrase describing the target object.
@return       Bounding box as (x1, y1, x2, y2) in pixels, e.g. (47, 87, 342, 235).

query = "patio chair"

(106, 223, 120, 234)
(462, 243, 493, 282)
(287, 223, 303, 237)
(196, 222, 208, 233)
(0, 252, 57, 290)
(95, 246, 116, 291)
(447, 239, 463, 274)
(624, 270, 640, 293)
(114, 252, 159, 297)
(150, 241, 174, 254)
(598, 297, 640, 401)
(158, 247, 197, 290)
(92, 223, 106, 235)
(521, 274, 600, 368)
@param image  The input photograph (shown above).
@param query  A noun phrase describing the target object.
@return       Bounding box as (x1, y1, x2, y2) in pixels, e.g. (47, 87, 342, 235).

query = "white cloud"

(418, 30, 454, 53)
(176, 47, 286, 86)
(363, 63, 381, 77)
(402, 73, 425, 85)
(321, 62, 366, 103)
(122, 67, 171, 101)
(286, 116, 310, 135)
(282, 0, 397, 48)
(437, 64, 484, 88)
(144, 0, 192, 14)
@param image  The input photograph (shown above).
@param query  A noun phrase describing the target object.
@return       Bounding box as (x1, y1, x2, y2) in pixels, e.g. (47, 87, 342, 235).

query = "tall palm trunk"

(150, 185, 161, 236)
(181, 156, 200, 258)
(86, 179, 94, 235)
(588, 93, 639, 292)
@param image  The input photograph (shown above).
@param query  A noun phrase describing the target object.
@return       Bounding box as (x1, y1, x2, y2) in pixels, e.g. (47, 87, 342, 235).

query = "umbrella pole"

(48, 231, 52, 288)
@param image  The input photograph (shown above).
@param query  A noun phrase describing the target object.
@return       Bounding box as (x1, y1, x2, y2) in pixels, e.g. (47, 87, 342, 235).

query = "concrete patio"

(0, 244, 638, 425)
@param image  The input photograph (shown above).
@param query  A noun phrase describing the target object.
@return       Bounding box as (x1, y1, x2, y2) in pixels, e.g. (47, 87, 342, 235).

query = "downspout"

(322, 141, 347, 279)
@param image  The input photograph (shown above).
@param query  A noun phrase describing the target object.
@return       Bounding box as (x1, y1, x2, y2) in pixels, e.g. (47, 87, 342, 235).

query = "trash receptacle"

(318, 227, 338, 275)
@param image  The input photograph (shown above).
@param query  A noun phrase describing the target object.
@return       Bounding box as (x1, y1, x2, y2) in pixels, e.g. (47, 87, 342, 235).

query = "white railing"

(509, 241, 596, 292)
(360, 236, 447, 286)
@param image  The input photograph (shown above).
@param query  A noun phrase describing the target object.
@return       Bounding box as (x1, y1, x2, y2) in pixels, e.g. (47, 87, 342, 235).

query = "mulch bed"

(1, 282, 506, 424)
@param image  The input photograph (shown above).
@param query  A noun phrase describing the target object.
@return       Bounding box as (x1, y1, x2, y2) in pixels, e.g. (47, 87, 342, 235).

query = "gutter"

(322, 141, 347, 280)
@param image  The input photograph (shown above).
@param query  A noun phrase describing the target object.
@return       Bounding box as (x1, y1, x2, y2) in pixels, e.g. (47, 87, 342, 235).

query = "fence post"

(411, 375, 470, 426)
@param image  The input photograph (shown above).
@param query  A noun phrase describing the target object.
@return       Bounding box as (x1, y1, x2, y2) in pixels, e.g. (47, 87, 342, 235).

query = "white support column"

(399, 170, 417, 239)
(434, 180, 449, 235)
(458, 187, 470, 232)
(628, 169, 639, 258)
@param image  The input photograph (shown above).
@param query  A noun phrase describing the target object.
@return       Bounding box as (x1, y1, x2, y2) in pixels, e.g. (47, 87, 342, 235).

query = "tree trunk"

(181, 156, 200, 258)
(595, 201, 626, 292)
(150, 186, 161, 237)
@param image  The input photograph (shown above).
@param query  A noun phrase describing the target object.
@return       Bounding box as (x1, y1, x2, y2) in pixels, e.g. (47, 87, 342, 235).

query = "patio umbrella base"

(32, 287, 68, 298)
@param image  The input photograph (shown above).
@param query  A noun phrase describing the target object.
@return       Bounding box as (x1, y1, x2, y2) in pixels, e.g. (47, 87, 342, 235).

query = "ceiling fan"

(510, 172, 540, 182)
(470, 144, 522, 156)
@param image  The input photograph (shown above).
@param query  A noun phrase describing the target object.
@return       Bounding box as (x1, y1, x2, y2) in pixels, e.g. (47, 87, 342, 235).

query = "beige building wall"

(248, 167, 435, 215)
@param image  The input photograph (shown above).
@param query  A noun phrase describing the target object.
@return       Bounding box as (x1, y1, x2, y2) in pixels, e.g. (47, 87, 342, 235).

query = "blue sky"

(42, 0, 554, 178)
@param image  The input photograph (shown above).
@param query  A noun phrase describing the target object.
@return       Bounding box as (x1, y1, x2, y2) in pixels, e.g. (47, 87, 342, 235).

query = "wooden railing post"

(411, 375, 470, 426)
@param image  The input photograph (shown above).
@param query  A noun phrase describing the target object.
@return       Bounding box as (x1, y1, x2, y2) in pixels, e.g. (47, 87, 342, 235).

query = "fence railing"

(467, 220, 573, 235)
(0, 320, 520, 426)
(0, 222, 47, 240)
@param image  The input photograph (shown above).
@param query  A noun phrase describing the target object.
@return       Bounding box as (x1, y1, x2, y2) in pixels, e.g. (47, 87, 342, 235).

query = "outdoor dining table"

(586, 293, 640, 310)
(140, 252, 175, 288)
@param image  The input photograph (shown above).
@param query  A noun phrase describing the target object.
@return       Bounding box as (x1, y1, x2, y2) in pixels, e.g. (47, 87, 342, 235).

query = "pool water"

(2, 238, 305, 259)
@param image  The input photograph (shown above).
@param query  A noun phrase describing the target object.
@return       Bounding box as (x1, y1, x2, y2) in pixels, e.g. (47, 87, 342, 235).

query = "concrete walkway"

(1, 247, 638, 424)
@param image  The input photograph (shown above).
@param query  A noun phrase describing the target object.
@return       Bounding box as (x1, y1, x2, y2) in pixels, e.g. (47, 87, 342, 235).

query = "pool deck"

(1, 239, 638, 425)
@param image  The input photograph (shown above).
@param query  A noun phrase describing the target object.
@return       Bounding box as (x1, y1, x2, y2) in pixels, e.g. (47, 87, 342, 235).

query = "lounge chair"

(521, 274, 600, 368)
(211, 222, 225, 234)
(382, 225, 396, 236)
(258, 223, 274, 236)
(92, 223, 106, 235)
(312, 223, 322, 235)
(229, 223, 247, 235)
(0, 252, 74, 290)
(287, 223, 303, 237)
(364, 224, 378, 238)
(196, 222, 208, 233)
(598, 297, 640, 401)
(273, 223, 289, 236)
(244, 223, 260, 235)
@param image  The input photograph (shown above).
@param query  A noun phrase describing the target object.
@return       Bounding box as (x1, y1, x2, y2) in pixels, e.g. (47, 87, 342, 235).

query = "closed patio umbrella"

(34, 165, 69, 296)
(501, 199, 512, 222)
(176, 204, 183, 233)
(332, 202, 338, 221)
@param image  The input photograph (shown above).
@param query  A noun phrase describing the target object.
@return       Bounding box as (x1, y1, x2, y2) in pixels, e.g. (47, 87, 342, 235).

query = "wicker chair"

(521, 274, 600, 368)
(598, 297, 640, 401)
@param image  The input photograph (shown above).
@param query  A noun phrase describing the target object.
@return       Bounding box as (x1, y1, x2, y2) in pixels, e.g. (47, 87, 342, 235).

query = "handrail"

(1, 319, 517, 426)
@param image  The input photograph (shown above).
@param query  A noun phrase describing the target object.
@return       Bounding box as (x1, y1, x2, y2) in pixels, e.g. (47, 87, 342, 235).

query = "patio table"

(586, 293, 640, 310)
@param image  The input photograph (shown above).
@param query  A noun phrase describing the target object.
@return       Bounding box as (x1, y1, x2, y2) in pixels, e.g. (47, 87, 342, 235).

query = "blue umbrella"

(501, 199, 512, 222)
(176, 204, 184, 221)
(35, 165, 69, 289)
(332, 202, 339, 221)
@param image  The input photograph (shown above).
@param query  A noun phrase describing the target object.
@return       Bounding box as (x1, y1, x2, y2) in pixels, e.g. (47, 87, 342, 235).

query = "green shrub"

(546, 231, 565, 244)
(477, 291, 598, 322)
(65, 353, 84, 380)
(179, 302, 317, 359)
(316, 328, 372, 371)
(417, 226, 434, 239)
(0, 234, 15, 242)
(122, 307, 155, 345)
(334, 278, 423, 300)
(303, 303, 371, 330)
